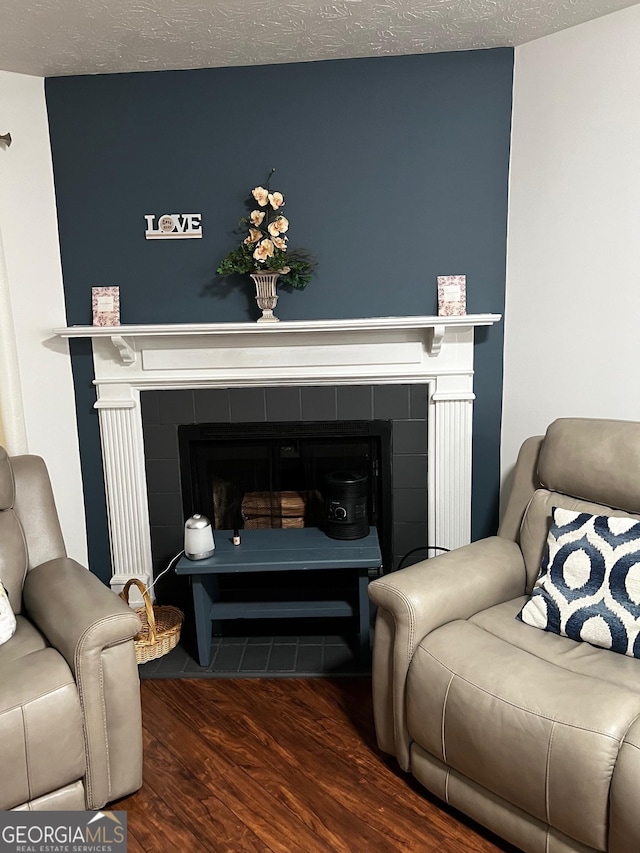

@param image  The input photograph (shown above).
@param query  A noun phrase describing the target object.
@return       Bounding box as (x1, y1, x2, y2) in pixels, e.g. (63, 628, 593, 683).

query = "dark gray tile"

(393, 522, 429, 562)
(247, 636, 274, 645)
(321, 644, 354, 672)
(240, 645, 270, 671)
(336, 385, 373, 420)
(137, 657, 160, 675)
(410, 384, 429, 419)
(229, 388, 266, 422)
(374, 385, 410, 420)
(156, 390, 195, 424)
(265, 387, 302, 421)
(146, 458, 181, 493)
(149, 526, 184, 567)
(298, 636, 324, 645)
(301, 387, 337, 421)
(148, 493, 184, 527)
(154, 644, 190, 674)
(296, 645, 323, 672)
(211, 643, 246, 672)
(392, 420, 428, 455)
(140, 391, 160, 424)
(194, 389, 231, 423)
(394, 552, 429, 570)
(392, 454, 428, 489)
(182, 650, 213, 672)
(143, 424, 179, 459)
(268, 644, 297, 671)
(393, 488, 428, 525)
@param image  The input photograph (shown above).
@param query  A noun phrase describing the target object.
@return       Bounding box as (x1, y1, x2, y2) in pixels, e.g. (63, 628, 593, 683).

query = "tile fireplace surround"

(55, 315, 500, 598)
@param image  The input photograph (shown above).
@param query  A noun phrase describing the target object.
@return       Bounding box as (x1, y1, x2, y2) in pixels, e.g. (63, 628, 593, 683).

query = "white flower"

(272, 236, 287, 251)
(253, 239, 275, 261)
(244, 228, 262, 245)
(268, 191, 284, 210)
(268, 215, 289, 237)
(250, 210, 265, 226)
(252, 186, 269, 206)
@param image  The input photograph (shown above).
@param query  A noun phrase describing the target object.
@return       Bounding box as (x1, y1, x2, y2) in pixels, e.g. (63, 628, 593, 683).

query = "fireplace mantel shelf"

(54, 314, 500, 362)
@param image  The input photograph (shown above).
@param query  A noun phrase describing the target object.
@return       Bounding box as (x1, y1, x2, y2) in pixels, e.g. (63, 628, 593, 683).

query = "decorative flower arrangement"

(217, 169, 317, 290)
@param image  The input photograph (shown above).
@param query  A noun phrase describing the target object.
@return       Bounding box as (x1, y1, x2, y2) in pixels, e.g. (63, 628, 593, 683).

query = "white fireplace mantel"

(55, 314, 501, 595)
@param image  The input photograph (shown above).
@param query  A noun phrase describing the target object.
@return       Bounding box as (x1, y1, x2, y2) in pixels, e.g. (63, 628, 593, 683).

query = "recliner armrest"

(22, 558, 141, 666)
(368, 536, 526, 769)
(22, 558, 143, 808)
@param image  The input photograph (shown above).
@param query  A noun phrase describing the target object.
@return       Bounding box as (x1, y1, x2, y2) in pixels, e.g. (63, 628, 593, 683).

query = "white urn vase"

(249, 271, 281, 323)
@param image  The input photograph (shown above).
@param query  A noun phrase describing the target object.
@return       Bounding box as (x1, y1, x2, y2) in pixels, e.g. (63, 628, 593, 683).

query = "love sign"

(145, 213, 202, 239)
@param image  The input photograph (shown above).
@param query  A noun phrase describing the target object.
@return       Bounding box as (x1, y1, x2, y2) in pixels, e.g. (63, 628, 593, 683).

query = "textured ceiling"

(1, 0, 639, 77)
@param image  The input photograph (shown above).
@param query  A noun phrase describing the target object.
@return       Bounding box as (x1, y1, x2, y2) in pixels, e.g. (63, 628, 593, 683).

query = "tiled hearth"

(138, 632, 368, 679)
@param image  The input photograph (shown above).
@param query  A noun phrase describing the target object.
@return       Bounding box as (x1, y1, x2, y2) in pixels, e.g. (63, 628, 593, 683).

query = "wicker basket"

(120, 578, 184, 665)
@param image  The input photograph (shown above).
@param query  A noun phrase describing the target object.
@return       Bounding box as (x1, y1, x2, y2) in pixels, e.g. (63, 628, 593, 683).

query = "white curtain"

(0, 192, 27, 454)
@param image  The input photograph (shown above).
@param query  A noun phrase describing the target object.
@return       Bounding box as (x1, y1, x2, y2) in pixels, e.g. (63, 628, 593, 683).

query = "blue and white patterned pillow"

(517, 506, 640, 658)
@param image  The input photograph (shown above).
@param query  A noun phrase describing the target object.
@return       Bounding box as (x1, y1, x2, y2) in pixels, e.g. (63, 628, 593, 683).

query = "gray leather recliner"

(0, 447, 143, 811)
(369, 418, 640, 853)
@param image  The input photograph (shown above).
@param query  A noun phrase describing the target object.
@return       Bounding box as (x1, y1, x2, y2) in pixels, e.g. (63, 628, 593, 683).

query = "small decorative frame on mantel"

(438, 275, 467, 316)
(92, 286, 120, 327)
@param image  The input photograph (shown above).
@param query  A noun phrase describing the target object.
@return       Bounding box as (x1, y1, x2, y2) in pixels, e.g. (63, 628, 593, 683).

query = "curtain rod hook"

(0, 132, 12, 148)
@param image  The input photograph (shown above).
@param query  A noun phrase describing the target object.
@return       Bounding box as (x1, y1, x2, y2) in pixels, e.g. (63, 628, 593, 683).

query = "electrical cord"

(144, 549, 184, 597)
(397, 545, 450, 571)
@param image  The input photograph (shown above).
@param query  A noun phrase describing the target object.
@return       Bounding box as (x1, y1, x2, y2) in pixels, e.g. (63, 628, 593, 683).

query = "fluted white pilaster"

(96, 397, 153, 596)
(429, 391, 474, 553)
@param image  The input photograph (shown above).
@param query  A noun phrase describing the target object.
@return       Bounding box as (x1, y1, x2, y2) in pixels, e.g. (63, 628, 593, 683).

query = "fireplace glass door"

(178, 420, 392, 572)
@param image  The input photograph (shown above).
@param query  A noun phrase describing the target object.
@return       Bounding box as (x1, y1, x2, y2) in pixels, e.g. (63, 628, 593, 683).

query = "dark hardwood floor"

(113, 677, 517, 853)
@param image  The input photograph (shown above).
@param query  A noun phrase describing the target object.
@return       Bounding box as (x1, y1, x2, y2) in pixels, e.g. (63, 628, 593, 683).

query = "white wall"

(502, 5, 640, 495)
(0, 71, 87, 562)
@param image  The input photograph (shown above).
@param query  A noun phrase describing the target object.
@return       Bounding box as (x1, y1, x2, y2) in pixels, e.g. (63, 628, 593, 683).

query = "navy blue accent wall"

(46, 49, 512, 582)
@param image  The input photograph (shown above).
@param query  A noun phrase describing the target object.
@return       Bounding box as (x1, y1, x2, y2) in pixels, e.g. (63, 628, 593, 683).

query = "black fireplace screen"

(178, 420, 393, 572)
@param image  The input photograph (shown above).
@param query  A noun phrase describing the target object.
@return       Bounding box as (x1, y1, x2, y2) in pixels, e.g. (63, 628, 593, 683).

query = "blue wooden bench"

(176, 526, 382, 667)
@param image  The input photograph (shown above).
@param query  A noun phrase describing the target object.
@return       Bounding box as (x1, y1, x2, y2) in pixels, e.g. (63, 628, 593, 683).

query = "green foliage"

(216, 244, 255, 277)
(278, 249, 318, 290)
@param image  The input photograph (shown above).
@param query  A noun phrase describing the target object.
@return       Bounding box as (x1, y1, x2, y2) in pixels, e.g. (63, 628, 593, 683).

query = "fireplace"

(178, 418, 393, 564)
(53, 314, 501, 599)
(142, 382, 433, 583)
(163, 413, 395, 643)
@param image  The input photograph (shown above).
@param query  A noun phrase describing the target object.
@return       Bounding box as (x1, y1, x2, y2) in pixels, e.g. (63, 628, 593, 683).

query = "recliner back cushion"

(538, 418, 640, 512)
(0, 511, 27, 614)
(0, 449, 27, 614)
(519, 489, 640, 593)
